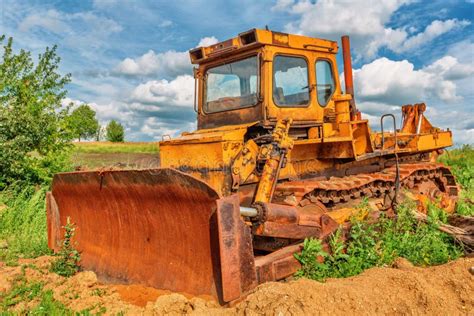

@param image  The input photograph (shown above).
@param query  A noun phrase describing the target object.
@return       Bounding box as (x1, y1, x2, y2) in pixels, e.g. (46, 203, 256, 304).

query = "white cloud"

(130, 75, 194, 107)
(452, 129, 474, 145)
(352, 52, 474, 144)
(19, 9, 122, 35)
(116, 50, 190, 77)
(115, 36, 219, 77)
(139, 117, 194, 140)
(72, 12, 122, 34)
(159, 20, 173, 27)
(352, 55, 473, 104)
(394, 19, 471, 53)
(19, 9, 69, 33)
(18, 9, 122, 58)
(357, 102, 399, 116)
(287, 0, 405, 36)
(446, 40, 474, 65)
(197, 36, 219, 47)
(424, 56, 474, 81)
(281, 0, 469, 58)
(283, 0, 409, 55)
(61, 97, 130, 125)
(271, 0, 294, 12)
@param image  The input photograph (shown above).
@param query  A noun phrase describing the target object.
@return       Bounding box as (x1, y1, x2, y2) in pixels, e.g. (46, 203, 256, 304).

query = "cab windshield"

(204, 56, 258, 113)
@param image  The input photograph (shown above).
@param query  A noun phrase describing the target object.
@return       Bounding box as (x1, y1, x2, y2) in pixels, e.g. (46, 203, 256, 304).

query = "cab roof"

(189, 29, 339, 65)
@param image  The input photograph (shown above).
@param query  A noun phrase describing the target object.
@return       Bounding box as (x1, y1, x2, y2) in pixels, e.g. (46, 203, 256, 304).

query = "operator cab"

(189, 29, 344, 130)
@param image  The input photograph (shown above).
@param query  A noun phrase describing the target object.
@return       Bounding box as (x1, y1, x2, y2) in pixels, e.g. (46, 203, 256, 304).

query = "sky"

(1, 0, 473, 144)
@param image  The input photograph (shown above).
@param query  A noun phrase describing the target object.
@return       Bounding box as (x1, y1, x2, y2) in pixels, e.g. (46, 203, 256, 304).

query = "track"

(274, 162, 459, 212)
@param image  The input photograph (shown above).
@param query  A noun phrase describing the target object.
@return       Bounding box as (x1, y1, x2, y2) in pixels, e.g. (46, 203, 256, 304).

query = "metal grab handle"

(380, 114, 397, 151)
(193, 76, 198, 113)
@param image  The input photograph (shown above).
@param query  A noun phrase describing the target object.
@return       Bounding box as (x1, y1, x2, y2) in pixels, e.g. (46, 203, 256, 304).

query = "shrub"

(50, 218, 81, 277)
(295, 201, 463, 282)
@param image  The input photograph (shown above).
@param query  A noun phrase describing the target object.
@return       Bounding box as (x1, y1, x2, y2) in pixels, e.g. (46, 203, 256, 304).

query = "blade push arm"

(254, 119, 294, 204)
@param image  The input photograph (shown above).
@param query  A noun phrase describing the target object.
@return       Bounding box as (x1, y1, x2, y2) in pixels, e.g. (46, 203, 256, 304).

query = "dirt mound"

(0, 256, 473, 315)
(234, 257, 473, 315)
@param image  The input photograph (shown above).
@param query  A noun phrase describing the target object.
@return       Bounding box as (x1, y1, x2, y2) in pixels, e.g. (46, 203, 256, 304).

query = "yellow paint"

(328, 207, 369, 224)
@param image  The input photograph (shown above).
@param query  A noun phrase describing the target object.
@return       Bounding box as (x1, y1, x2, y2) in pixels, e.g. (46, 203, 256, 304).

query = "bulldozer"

(46, 29, 459, 304)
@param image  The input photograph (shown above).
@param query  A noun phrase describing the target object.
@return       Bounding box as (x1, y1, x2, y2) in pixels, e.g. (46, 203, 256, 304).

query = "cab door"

(264, 45, 340, 124)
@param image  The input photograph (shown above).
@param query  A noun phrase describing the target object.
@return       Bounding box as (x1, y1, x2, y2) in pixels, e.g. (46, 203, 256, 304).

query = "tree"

(106, 120, 125, 142)
(67, 104, 99, 141)
(0, 35, 72, 188)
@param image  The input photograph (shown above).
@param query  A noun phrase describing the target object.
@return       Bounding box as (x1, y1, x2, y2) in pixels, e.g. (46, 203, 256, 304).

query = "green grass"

(295, 201, 463, 282)
(73, 142, 159, 154)
(0, 186, 51, 264)
(438, 144, 474, 216)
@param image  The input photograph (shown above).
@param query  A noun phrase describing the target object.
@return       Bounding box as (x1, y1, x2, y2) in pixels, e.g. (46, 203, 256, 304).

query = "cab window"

(205, 56, 258, 113)
(315, 60, 335, 106)
(273, 55, 310, 107)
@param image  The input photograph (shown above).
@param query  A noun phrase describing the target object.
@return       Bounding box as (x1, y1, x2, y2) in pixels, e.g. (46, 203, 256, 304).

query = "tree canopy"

(106, 120, 125, 142)
(0, 35, 72, 188)
(67, 104, 99, 141)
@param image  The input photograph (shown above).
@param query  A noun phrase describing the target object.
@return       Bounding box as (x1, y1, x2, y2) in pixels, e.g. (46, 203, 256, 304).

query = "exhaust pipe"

(341, 35, 358, 119)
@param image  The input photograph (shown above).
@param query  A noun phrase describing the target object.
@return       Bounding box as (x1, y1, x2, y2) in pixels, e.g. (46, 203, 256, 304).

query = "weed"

(28, 290, 73, 315)
(0, 269, 100, 315)
(295, 200, 463, 281)
(50, 218, 81, 277)
(79, 304, 107, 315)
(91, 288, 106, 297)
(0, 273, 43, 309)
(294, 237, 329, 281)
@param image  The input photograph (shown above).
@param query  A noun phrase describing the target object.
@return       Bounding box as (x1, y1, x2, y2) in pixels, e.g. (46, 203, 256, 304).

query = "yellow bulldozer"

(46, 29, 458, 304)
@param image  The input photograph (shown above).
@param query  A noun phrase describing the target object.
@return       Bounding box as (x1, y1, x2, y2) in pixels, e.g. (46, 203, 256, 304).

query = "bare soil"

(1, 256, 473, 315)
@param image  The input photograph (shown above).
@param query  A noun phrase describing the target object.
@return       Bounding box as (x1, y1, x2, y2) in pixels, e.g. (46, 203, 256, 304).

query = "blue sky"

(1, 0, 473, 143)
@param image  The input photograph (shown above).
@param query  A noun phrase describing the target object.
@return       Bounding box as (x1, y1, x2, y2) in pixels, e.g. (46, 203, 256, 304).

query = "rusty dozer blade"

(47, 168, 257, 303)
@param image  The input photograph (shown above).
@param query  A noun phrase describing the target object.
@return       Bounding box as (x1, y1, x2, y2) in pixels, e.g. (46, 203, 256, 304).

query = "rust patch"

(49, 168, 223, 300)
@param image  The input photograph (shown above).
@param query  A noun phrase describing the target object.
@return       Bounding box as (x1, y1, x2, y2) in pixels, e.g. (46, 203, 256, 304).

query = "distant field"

(72, 142, 159, 169)
(73, 141, 159, 154)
